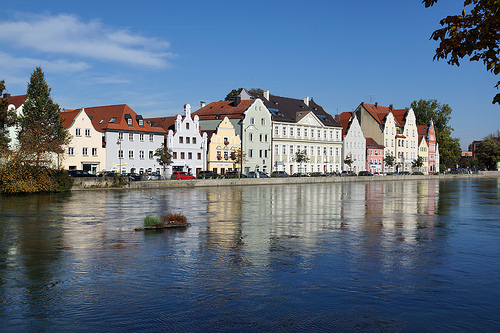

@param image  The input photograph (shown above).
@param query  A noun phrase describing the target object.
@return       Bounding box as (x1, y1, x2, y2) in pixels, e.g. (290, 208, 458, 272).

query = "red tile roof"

(417, 125, 428, 137)
(6, 95, 26, 109)
(366, 137, 384, 149)
(337, 111, 353, 137)
(193, 100, 254, 120)
(83, 104, 166, 134)
(60, 109, 80, 129)
(362, 102, 407, 126)
(145, 116, 176, 132)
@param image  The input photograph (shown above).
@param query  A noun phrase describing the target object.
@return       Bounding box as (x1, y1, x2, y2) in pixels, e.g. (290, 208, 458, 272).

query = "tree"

(230, 147, 246, 175)
(344, 153, 354, 171)
(384, 152, 396, 172)
(412, 156, 424, 172)
(294, 149, 310, 173)
(410, 99, 461, 170)
(475, 137, 500, 170)
(225, 88, 243, 101)
(0, 80, 17, 154)
(248, 88, 264, 95)
(423, 0, 500, 104)
(154, 143, 173, 177)
(17, 67, 70, 166)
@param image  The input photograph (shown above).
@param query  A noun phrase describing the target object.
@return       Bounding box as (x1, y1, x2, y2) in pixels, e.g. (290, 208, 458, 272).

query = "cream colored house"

(207, 117, 241, 174)
(60, 108, 105, 173)
(417, 135, 429, 174)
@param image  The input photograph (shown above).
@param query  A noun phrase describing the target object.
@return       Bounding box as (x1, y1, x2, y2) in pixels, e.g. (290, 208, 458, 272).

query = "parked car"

(197, 170, 219, 179)
(373, 172, 386, 176)
(224, 171, 247, 178)
(147, 172, 162, 180)
(291, 172, 310, 177)
(270, 171, 290, 178)
(340, 171, 356, 177)
(358, 171, 373, 176)
(309, 172, 326, 177)
(97, 171, 118, 178)
(171, 171, 195, 180)
(248, 171, 269, 178)
(126, 172, 142, 181)
(68, 170, 96, 177)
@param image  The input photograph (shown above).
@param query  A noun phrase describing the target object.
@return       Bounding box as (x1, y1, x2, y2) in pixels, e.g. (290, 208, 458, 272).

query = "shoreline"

(70, 171, 499, 191)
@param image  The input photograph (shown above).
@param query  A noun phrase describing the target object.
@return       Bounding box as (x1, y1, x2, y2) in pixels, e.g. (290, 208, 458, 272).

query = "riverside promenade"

(71, 171, 498, 191)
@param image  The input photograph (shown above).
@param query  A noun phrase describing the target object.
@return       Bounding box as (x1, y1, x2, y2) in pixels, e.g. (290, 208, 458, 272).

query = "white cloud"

(0, 13, 174, 68)
(0, 51, 90, 72)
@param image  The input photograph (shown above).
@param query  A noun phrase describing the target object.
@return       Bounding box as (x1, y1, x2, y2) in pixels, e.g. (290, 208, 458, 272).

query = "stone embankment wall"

(71, 172, 495, 191)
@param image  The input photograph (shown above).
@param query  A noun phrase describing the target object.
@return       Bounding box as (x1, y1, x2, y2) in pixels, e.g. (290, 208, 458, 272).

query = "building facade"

(206, 117, 241, 174)
(337, 112, 366, 172)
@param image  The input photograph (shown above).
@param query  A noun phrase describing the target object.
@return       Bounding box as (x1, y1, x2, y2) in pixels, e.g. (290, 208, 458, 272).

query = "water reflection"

(1, 179, 499, 332)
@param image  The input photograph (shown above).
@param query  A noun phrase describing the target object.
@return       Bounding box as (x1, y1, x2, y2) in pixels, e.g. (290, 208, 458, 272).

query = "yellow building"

(207, 117, 241, 174)
(417, 136, 429, 175)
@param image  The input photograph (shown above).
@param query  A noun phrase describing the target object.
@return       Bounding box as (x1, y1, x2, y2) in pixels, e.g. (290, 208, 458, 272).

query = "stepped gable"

(83, 104, 166, 134)
(192, 99, 254, 120)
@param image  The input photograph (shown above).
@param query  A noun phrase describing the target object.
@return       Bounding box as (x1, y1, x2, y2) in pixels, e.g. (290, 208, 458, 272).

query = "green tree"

(475, 137, 500, 170)
(384, 152, 396, 172)
(294, 149, 310, 173)
(154, 143, 173, 177)
(230, 147, 246, 175)
(410, 99, 461, 170)
(423, 0, 500, 104)
(0, 81, 17, 154)
(225, 88, 243, 101)
(248, 88, 264, 95)
(344, 153, 354, 171)
(17, 67, 70, 166)
(412, 156, 424, 172)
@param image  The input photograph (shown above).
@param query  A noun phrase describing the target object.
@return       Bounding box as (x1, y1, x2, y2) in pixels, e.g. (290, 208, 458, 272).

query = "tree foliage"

(411, 99, 461, 169)
(17, 67, 70, 166)
(423, 0, 500, 104)
(412, 156, 425, 171)
(475, 137, 500, 169)
(230, 147, 246, 172)
(154, 143, 173, 170)
(384, 152, 396, 169)
(225, 88, 243, 101)
(344, 153, 354, 170)
(0, 80, 17, 153)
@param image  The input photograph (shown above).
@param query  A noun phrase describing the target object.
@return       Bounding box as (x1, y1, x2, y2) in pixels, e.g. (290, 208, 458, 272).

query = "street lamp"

(117, 137, 123, 174)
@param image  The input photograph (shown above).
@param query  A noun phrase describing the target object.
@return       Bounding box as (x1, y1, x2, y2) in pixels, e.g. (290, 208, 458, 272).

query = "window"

(324, 130, 327, 139)
(311, 130, 314, 138)
(283, 145, 286, 155)
(188, 152, 192, 159)
(304, 129, 308, 137)
(140, 134, 144, 142)
(275, 126, 279, 135)
(129, 150, 134, 159)
(149, 151, 154, 159)
(249, 149, 253, 158)
(283, 127, 287, 136)
(85, 128, 91, 137)
(260, 134, 263, 142)
(118, 150, 123, 158)
(330, 147, 333, 156)
(197, 153, 201, 160)
(193, 137, 197, 144)
(297, 128, 301, 137)
(82, 147, 88, 156)
(127, 119, 132, 126)
(68, 147, 74, 156)
(275, 145, 279, 155)
(250, 117, 255, 125)
(139, 150, 145, 159)
(336, 147, 339, 156)
(173, 152, 177, 159)
(92, 148, 98, 156)
(290, 145, 294, 155)
(149, 134, 154, 142)
(179, 136, 183, 144)
(75, 128, 81, 137)
(318, 147, 321, 156)
(129, 133, 134, 141)
(110, 117, 117, 123)
(265, 134, 269, 142)
(261, 118, 266, 126)
(391, 139, 394, 147)
(265, 150, 268, 158)
(99, 118, 104, 124)
(336, 131, 339, 140)
(249, 133, 254, 142)
(186, 122, 190, 130)
(139, 119, 143, 126)
(318, 130, 321, 138)
(180, 152, 185, 159)
(186, 137, 190, 144)
(290, 127, 294, 136)
(259, 150, 263, 158)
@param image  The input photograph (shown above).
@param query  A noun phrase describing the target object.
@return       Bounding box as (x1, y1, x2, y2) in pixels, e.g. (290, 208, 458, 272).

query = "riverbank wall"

(70, 171, 498, 191)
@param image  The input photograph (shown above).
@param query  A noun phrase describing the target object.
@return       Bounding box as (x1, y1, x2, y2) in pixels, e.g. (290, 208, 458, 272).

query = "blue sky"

(1, 0, 498, 149)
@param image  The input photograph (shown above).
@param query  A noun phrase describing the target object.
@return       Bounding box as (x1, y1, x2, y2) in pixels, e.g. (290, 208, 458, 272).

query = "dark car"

(68, 170, 97, 177)
(97, 171, 118, 178)
(171, 171, 195, 180)
(309, 172, 326, 177)
(358, 171, 373, 176)
(126, 172, 142, 181)
(291, 172, 310, 177)
(270, 171, 290, 178)
(147, 172, 162, 180)
(224, 171, 247, 178)
(340, 171, 356, 177)
(248, 171, 269, 178)
(197, 170, 219, 179)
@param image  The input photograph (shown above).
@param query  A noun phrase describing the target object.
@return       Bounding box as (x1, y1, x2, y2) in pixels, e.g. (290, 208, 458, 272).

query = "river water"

(0, 178, 499, 332)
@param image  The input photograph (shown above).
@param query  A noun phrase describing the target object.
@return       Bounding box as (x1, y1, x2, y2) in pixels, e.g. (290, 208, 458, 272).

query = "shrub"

(143, 215, 164, 228)
(161, 212, 187, 224)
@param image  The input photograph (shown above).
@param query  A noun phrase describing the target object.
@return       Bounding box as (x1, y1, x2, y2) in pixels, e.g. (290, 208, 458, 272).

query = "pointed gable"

(6, 95, 26, 109)
(61, 109, 81, 129)
(362, 102, 407, 126)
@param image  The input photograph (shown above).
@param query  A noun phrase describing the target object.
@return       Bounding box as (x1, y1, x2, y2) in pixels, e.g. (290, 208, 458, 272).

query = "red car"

(171, 171, 196, 180)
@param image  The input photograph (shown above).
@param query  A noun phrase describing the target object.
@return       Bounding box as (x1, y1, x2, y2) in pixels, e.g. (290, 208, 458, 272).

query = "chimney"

(304, 96, 310, 106)
(234, 95, 241, 107)
(263, 90, 270, 100)
(375, 102, 378, 108)
(389, 104, 393, 111)
(200, 101, 206, 108)
(3, 93, 11, 99)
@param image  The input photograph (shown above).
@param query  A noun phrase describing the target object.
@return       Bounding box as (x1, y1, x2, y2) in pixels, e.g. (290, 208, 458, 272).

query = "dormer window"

(139, 119, 143, 126)
(127, 119, 132, 126)
(110, 117, 117, 123)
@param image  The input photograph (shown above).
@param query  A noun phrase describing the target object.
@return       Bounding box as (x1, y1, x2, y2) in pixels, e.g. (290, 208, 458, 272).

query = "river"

(0, 178, 499, 332)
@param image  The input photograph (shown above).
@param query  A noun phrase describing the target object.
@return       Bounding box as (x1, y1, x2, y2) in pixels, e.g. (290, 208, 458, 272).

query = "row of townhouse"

(3, 90, 439, 176)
